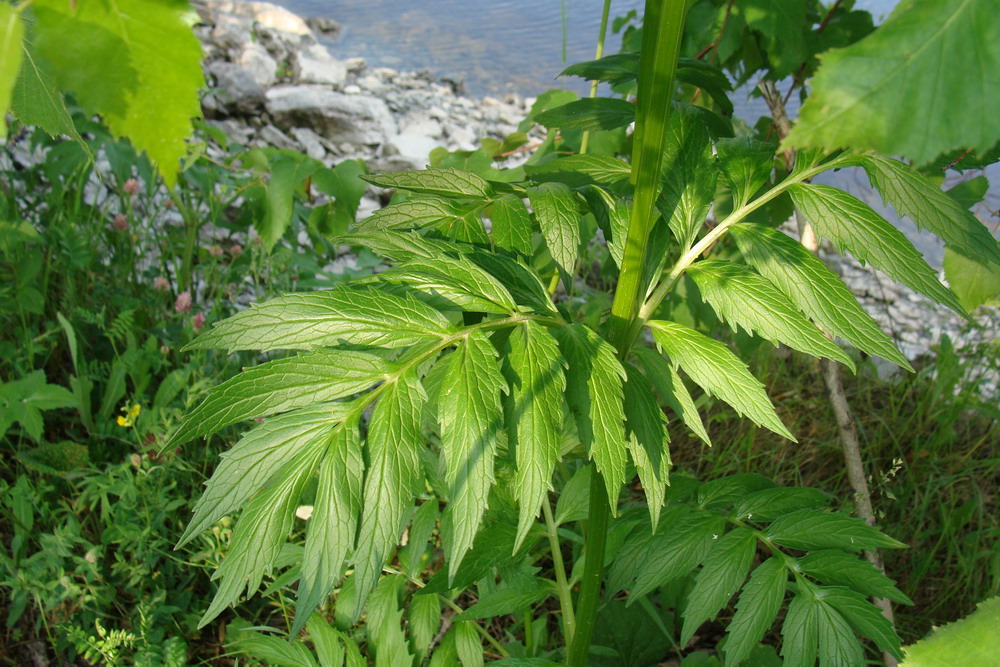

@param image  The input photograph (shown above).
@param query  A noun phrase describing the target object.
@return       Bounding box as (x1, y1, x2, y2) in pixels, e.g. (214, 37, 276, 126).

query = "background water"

(280, 0, 899, 98)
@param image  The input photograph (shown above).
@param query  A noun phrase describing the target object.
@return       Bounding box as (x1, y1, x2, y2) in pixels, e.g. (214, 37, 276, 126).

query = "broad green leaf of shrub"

(372, 255, 519, 315)
(784, 0, 1000, 164)
(942, 247, 1000, 311)
(438, 332, 507, 579)
(798, 550, 912, 605)
(647, 319, 794, 440)
(687, 259, 856, 370)
(534, 98, 637, 132)
(790, 183, 964, 314)
(737, 0, 808, 77)
(261, 152, 320, 251)
(901, 597, 1000, 666)
(658, 104, 717, 250)
(0, 3, 25, 142)
(766, 508, 908, 552)
(32, 0, 204, 187)
(730, 223, 912, 370)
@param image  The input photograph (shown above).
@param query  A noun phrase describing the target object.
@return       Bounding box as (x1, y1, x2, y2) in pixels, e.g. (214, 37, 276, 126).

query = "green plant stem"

(542, 498, 576, 647)
(567, 466, 610, 666)
(579, 0, 613, 156)
(168, 188, 199, 293)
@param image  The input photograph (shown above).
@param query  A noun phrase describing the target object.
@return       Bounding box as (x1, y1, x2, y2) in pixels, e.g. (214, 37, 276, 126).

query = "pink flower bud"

(153, 277, 170, 291)
(123, 179, 140, 196)
(192, 312, 206, 331)
(229, 244, 243, 257)
(209, 245, 224, 257)
(174, 291, 192, 314)
(113, 214, 129, 231)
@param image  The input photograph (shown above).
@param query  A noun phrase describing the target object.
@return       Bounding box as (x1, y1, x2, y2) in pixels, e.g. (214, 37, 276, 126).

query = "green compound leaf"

(823, 586, 904, 660)
(229, 626, 320, 667)
(363, 167, 493, 199)
(658, 104, 718, 251)
(621, 506, 726, 599)
(261, 152, 319, 251)
(859, 155, 1000, 269)
(187, 287, 453, 353)
(503, 321, 566, 548)
(681, 526, 757, 645)
(688, 259, 856, 370)
(723, 556, 787, 665)
(467, 252, 559, 316)
(168, 350, 390, 446)
(367, 575, 414, 666)
(408, 593, 442, 660)
(454, 621, 485, 667)
(731, 487, 831, 522)
(358, 197, 473, 232)
(524, 154, 633, 191)
(307, 614, 346, 667)
(766, 508, 908, 552)
(490, 193, 534, 256)
(199, 439, 327, 628)
(621, 363, 671, 530)
(177, 402, 358, 548)
(647, 320, 794, 440)
(534, 97, 636, 132)
(782, 592, 820, 667)
(352, 371, 426, 617)
(716, 137, 775, 207)
(32, 0, 204, 188)
(815, 596, 866, 666)
(784, 0, 1000, 165)
(798, 550, 913, 605)
(633, 346, 712, 447)
(439, 332, 507, 579)
(339, 229, 459, 262)
(373, 255, 519, 315)
(730, 223, 912, 370)
(901, 597, 1000, 666)
(789, 183, 964, 314)
(293, 419, 364, 636)
(555, 323, 628, 511)
(526, 182, 582, 277)
(0, 4, 25, 143)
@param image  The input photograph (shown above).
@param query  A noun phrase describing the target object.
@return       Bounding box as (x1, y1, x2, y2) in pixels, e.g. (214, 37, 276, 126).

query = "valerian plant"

(5, 0, 991, 663)
(166, 0, 998, 664)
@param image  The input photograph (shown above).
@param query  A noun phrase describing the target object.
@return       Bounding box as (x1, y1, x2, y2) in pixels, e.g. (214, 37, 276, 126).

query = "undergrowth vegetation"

(1, 0, 998, 665)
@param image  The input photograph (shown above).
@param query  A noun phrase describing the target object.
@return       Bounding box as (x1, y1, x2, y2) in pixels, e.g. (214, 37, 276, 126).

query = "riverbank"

(196, 0, 996, 392)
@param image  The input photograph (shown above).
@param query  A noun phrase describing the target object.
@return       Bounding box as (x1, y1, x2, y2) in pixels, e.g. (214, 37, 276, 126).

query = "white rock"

(295, 44, 347, 88)
(344, 57, 367, 73)
(257, 124, 299, 151)
(237, 43, 277, 89)
(210, 13, 252, 51)
(265, 85, 397, 145)
(290, 127, 327, 160)
(401, 117, 443, 139)
(252, 3, 312, 37)
(343, 84, 362, 95)
(386, 133, 440, 169)
(447, 124, 477, 150)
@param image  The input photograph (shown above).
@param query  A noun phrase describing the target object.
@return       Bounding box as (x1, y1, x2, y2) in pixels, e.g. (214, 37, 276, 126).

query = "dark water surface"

(278, 0, 898, 98)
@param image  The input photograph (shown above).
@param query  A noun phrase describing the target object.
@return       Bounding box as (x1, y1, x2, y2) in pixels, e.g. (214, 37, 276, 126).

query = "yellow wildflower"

(116, 403, 141, 427)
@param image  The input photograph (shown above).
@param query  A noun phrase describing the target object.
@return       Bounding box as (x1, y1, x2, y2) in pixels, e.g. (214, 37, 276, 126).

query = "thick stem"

(567, 467, 610, 666)
(542, 498, 577, 646)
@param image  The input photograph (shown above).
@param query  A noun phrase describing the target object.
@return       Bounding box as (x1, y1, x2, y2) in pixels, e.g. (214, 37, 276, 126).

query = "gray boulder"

(295, 44, 347, 88)
(265, 86, 396, 146)
(237, 43, 277, 89)
(207, 61, 265, 111)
